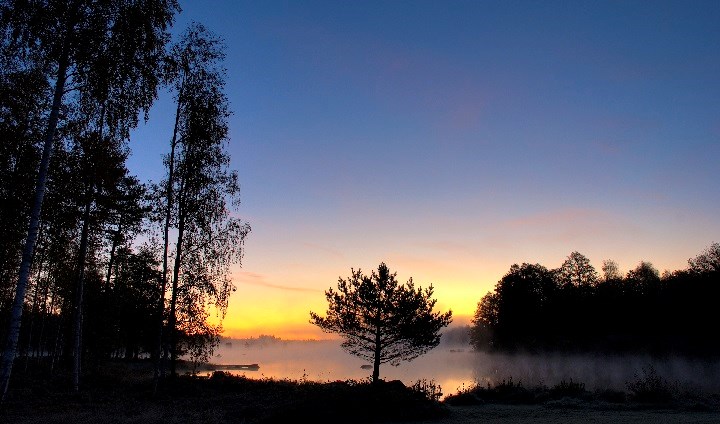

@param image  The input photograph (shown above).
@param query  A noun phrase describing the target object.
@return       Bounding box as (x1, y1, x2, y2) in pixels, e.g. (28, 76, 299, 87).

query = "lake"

(205, 339, 720, 398)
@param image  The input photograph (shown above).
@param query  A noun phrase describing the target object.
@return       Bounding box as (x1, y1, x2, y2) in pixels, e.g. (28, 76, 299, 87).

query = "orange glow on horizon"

(211, 239, 706, 340)
(208, 262, 488, 340)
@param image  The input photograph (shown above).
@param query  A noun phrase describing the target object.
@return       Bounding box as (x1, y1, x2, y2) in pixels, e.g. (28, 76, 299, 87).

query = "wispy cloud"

(500, 207, 639, 245)
(235, 271, 321, 293)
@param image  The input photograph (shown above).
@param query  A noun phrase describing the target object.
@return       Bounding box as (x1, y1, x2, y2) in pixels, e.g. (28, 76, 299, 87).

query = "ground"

(2, 361, 720, 423)
(419, 405, 720, 424)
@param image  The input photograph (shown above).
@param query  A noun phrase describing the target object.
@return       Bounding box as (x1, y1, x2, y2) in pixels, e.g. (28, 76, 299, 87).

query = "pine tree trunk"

(0, 51, 69, 402)
(373, 328, 382, 384)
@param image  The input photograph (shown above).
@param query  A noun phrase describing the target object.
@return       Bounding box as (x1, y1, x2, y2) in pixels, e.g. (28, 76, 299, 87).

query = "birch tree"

(0, 0, 178, 399)
(157, 23, 250, 378)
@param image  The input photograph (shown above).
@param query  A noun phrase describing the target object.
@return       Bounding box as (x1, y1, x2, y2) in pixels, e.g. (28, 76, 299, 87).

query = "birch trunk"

(0, 51, 69, 402)
(168, 177, 186, 377)
(153, 79, 183, 389)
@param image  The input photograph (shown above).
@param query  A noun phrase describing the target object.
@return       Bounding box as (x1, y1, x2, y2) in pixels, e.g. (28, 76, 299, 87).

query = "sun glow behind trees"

(4, 0, 713, 346)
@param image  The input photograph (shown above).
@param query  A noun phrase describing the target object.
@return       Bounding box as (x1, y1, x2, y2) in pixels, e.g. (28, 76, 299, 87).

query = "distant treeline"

(470, 244, 720, 355)
(440, 325, 472, 346)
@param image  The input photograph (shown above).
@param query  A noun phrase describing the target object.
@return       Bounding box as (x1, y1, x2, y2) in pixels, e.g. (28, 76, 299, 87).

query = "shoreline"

(2, 361, 720, 423)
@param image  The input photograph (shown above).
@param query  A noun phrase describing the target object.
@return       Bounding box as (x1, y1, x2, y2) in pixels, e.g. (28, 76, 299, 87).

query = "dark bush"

(549, 379, 587, 399)
(626, 366, 676, 404)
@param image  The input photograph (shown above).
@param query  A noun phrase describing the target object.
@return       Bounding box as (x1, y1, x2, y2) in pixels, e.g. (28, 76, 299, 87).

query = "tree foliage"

(156, 22, 250, 377)
(556, 251, 598, 289)
(0, 3, 249, 399)
(0, 0, 179, 398)
(310, 263, 452, 383)
(470, 245, 720, 354)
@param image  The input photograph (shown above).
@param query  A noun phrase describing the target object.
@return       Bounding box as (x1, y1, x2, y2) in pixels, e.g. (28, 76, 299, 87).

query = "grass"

(0, 360, 449, 424)
(444, 372, 720, 411)
(3, 359, 720, 423)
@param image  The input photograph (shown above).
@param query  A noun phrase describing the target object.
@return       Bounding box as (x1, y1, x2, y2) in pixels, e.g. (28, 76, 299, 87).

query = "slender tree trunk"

(105, 225, 121, 287)
(0, 51, 69, 402)
(72, 186, 93, 391)
(23, 241, 46, 363)
(169, 180, 186, 377)
(153, 79, 184, 390)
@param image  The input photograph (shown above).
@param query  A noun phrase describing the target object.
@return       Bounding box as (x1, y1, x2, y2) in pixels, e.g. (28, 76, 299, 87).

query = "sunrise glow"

(128, 1, 720, 340)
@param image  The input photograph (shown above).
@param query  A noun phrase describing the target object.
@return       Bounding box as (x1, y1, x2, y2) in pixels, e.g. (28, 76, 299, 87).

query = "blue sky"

(129, 1, 720, 338)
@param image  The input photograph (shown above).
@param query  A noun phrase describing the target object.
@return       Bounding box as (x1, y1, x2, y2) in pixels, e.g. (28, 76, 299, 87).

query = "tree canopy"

(0, 0, 179, 399)
(310, 263, 452, 383)
(470, 245, 720, 355)
(0, 4, 249, 400)
(157, 22, 250, 377)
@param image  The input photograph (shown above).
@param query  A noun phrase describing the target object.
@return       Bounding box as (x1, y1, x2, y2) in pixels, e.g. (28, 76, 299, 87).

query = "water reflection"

(205, 339, 720, 397)
(206, 339, 475, 395)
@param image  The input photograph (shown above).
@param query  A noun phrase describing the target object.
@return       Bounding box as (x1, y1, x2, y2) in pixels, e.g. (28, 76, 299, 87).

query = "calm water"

(204, 339, 720, 397)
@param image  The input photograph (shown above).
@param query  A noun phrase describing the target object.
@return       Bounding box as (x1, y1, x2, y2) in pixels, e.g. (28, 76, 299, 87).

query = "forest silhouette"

(470, 245, 720, 355)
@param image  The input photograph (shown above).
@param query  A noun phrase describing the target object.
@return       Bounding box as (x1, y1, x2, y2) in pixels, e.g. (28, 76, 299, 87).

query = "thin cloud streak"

(236, 271, 321, 293)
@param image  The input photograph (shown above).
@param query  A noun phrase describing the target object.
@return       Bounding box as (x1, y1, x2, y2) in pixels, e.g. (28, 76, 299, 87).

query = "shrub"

(445, 377, 539, 405)
(626, 366, 676, 404)
(549, 379, 587, 399)
(410, 379, 443, 402)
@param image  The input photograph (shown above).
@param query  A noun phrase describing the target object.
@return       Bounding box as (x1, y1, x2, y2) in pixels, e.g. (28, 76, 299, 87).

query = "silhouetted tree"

(688, 243, 720, 275)
(156, 23, 250, 378)
(601, 259, 622, 283)
(493, 263, 556, 350)
(310, 263, 452, 383)
(0, 0, 178, 398)
(0, 67, 48, 309)
(626, 261, 660, 295)
(556, 252, 598, 289)
(470, 292, 499, 349)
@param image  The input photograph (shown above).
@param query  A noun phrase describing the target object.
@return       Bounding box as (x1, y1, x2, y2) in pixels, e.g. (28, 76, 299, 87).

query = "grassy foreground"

(3, 361, 720, 423)
(445, 368, 720, 412)
(0, 361, 448, 424)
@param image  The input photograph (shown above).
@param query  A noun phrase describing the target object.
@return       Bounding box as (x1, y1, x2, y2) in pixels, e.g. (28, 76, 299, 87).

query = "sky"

(128, 1, 720, 339)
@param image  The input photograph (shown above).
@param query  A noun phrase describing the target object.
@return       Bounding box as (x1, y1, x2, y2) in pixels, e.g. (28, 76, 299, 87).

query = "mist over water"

(208, 339, 476, 394)
(469, 351, 720, 393)
(207, 339, 720, 397)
